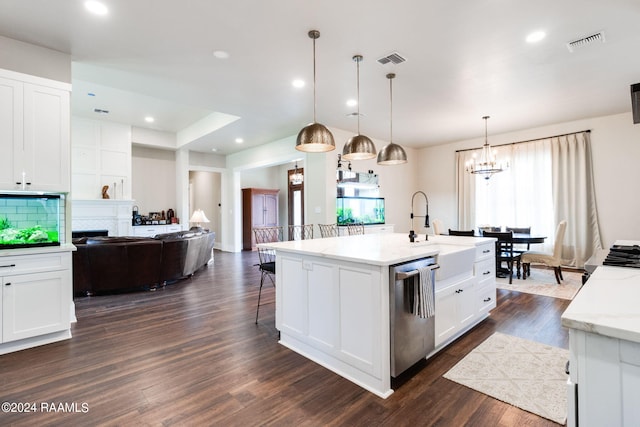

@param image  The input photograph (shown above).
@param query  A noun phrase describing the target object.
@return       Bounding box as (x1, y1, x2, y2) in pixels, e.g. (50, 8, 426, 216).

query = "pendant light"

(342, 55, 376, 160)
(465, 116, 507, 180)
(377, 73, 407, 165)
(296, 30, 336, 153)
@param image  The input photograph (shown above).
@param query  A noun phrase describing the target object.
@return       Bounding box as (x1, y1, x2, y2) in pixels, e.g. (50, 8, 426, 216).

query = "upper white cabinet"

(0, 69, 71, 192)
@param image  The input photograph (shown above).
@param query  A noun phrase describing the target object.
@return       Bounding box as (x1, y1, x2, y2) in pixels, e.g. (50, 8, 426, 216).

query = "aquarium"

(336, 197, 385, 225)
(0, 193, 61, 249)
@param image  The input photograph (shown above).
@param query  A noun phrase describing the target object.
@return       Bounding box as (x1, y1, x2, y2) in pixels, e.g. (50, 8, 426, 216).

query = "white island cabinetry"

(264, 233, 496, 398)
(0, 247, 74, 355)
(562, 259, 640, 427)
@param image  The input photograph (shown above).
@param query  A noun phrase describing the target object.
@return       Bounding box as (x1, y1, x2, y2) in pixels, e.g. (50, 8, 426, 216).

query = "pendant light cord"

(355, 56, 362, 134)
(389, 74, 393, 143)
(312, 36, 317, 123)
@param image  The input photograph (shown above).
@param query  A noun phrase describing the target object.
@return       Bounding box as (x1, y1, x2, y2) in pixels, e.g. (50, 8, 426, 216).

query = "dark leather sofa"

(72, 229, 215, 295)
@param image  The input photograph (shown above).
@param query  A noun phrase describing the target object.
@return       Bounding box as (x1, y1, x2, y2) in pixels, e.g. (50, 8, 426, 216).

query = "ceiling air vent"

(377, 52, 407, 65)
(567, 32, 605, 52)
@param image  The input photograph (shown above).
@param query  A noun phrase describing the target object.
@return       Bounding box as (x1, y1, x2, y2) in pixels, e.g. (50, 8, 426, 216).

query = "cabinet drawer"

(474, 258, 494, 279)
(0, 252, 69, 276)
(476, 242, 494, 261)
(476, 280, 496, 313)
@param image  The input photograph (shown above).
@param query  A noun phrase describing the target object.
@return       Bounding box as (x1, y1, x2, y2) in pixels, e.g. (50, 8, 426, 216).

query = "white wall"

(417, 112, 640, 248)
(0, 35, 71, 83)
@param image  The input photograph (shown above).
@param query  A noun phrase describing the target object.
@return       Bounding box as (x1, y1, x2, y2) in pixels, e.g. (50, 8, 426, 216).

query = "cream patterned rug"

(444, 332, 569, 425)
(496, 267, 583, 300)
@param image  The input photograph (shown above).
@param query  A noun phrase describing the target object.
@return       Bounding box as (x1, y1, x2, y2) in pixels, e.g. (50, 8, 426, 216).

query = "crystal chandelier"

(465, 116, 506, 180)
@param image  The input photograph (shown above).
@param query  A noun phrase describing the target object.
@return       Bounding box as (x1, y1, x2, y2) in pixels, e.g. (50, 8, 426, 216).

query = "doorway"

(288, 167, 304, 227)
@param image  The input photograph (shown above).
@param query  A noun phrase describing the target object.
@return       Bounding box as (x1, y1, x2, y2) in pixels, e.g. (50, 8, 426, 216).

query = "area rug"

(496, 267, 583, 300)
(443, 332, 569, 425)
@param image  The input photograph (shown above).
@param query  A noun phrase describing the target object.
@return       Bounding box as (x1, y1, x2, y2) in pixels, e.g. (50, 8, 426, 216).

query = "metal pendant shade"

(377, 73, 407, 165)
(296, 30, 336, 153)
(342, 55, 376, 160)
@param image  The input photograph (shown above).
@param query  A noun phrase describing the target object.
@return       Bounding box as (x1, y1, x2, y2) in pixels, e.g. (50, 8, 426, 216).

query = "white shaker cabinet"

(0, 69, 71, 192)
(0, 250, 73, 354)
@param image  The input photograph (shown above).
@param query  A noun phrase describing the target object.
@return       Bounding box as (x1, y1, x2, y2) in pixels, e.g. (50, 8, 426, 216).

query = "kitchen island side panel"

(276, 252, 392, 398)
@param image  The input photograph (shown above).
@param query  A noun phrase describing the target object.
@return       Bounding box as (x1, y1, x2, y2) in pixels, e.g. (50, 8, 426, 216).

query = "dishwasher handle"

(396, 265, 439, 280)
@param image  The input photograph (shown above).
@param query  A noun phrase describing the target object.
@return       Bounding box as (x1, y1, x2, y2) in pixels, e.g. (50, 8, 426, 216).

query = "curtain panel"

(456, 131, 602, 268)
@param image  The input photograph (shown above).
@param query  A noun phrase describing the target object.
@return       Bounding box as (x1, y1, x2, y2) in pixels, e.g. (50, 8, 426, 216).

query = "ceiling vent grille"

(567, 32, 605, 52)
(377, 52, 407, 65)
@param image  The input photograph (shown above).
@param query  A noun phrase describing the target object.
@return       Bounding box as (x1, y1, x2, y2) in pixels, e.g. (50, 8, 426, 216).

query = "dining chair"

(448, 229, 475, 236)
(506, 226, 532, 253)
(521, 220, 567, 284)
(347, 222, 365, 235)
(252, 226, 283, 324)
(288, 224, 314, 241)
(432, 219, 444, 235)
(483, 230, 521, 284)
(318, 223, 339, 238)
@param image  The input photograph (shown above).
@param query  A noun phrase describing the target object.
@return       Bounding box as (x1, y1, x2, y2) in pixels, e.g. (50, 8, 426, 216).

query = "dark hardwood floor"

(0, 250, 571, 426)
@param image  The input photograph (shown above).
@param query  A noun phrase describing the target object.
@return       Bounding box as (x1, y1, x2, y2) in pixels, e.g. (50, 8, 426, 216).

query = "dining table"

(510, 233, 547, 245)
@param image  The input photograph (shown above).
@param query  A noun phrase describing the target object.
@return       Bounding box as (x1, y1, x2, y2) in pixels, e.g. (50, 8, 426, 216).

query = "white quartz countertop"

(259, 233, 493, 266)
(561, 265, 640, 344)
(0, 243, 76, 256)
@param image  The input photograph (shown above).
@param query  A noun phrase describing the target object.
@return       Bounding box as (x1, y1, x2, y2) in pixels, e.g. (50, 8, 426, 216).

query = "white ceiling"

(1, 0, 639, 155)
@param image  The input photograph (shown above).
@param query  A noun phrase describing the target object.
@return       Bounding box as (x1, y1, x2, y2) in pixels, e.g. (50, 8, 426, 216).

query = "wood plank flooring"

(0, 250, 572, 426)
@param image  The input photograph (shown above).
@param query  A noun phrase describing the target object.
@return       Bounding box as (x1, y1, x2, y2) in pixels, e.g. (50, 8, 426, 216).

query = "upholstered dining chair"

(448, 229, 475, 236)
(318, 223, 339, 238)
(521, 220, 567, 284)
(347, 222, 365, 235)
(288, 224, 314, 241)
(483, 230, 521, 284)
(253, 226, 283, 324)
(432, 219, 444, 235)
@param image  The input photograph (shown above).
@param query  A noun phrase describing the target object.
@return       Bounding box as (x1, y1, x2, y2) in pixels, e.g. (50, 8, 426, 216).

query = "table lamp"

(189, 209, 210, 229)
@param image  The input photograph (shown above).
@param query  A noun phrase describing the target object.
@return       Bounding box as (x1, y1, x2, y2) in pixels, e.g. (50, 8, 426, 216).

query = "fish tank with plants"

(336, 197, 385, 225)
(0, 193, 61, 249)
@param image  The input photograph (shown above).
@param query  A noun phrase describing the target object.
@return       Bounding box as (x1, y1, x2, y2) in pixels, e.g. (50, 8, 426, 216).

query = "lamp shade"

(189, 209, 210, 224)
(296, 123, 336, 152)
(377, 142, 407, 164)
(342, 134, 377, 160)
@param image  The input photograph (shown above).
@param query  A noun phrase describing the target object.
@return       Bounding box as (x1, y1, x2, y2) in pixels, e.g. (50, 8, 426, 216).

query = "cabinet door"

(252, 194, 266, 227)
(22, 83, 70, 192)
(435, 285, 457, 346)
(0, 77, 23, 189)
(456, 278, 476, 329)
(263, 194, 279, 226)
(3, 270, 71, 343)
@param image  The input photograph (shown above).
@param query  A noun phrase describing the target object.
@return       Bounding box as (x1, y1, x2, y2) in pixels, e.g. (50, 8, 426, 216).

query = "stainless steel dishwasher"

(389, 256, 438, 377)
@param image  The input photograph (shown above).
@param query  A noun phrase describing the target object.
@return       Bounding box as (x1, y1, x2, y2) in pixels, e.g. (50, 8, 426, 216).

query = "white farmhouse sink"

(433, 245, 476, 282)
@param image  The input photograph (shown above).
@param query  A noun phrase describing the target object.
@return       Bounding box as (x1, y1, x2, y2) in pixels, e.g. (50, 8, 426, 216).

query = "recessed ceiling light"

(292, 79, 305, 88)
(84, 0, 108, 15)
(213, 50, 230, 59)
(346, 99, 357, 107)
(526, 31, 546, 43)
(211, 148, 218, 152)
(144, 116, 155, 123)
(235, 138, 244, 144)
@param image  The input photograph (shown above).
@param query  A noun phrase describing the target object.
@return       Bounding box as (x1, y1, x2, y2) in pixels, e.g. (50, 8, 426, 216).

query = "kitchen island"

(260, 233, 496, 398)
(561, 242, 640, 426)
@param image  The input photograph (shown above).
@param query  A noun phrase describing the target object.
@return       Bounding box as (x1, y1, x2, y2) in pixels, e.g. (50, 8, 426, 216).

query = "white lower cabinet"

(435, 276, 476, 346)
(132, 224, 183, 237)
(434, 240, 496, 348)
(0, 250, 73, 353)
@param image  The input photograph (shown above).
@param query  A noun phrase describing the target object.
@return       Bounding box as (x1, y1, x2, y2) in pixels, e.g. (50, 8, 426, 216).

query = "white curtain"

(456, 131, 602, 267)
(457, 140, 555, 252)
(551, 132, 603, 267)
